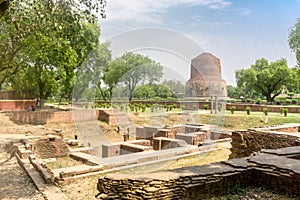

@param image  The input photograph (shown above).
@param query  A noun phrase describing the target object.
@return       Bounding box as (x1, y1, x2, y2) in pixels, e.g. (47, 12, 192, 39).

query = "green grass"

(200, 111, 300, 130)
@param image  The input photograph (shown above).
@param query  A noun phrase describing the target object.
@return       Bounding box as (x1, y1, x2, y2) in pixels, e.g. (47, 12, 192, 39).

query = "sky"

(99, 0, 300, 86)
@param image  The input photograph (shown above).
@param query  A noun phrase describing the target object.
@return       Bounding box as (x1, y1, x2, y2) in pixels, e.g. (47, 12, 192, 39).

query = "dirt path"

(0, 113, 55, 200)
(0, 112, 122, 200)
(0, 136, 44, 200)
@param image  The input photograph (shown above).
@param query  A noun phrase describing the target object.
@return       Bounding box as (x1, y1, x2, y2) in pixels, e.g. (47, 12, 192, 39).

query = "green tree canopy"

(133, 84, 173, 100)
(133, 85, 156, 100)
(73, 42, 112, 102)
(0, 0, 105, 105)
(162, 80, 185, 98)
(104, 52, 163, 101)
(288, 18, 300, 67)
(235, 58, 295, 103)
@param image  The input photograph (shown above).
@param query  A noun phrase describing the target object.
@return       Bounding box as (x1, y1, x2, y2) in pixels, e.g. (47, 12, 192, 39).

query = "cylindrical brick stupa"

(186, 53, 227, 97)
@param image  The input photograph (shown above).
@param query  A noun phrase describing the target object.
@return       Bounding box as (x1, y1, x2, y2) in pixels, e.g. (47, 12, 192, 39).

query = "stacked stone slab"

(97, 146, 300, 199)
(230, 124, 300, 159)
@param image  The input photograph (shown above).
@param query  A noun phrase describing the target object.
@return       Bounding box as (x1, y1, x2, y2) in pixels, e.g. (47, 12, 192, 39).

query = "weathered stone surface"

(97, 146, 300, 199)
(230, 126, 300, 159)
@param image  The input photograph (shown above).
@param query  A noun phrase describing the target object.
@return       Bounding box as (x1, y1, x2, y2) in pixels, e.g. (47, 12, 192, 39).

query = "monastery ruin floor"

(1, 110, 300, 199)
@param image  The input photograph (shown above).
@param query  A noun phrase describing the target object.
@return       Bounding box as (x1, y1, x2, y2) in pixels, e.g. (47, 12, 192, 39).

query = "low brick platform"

(97, 146, 300, 199)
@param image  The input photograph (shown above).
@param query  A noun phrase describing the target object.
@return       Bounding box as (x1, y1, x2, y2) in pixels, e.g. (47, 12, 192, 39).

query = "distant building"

(186, 52, 227, 97)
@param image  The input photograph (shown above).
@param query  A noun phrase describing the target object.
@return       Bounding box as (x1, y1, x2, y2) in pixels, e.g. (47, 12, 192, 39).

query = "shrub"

(120, 104, 125, 111)
(128, 104, 135, 112)
(246, 98, 251, 103)
(141, 104, 146, 112)
(166, 97, 175, 101)
(285, 99, 291, 104)
(230, 106, 236, 114)
(164, 105, 173, 112)
(256, 98, 261, 104)
(246, 106, 251, 115)
(280, 107, 284, 115)
(283, 108, 288, 117)
(263, 107, 268, 116)
(203, 104, 209, 110)
(291, 99, 298, 105)
(287, 92, 295, 98)
(151, 96, 163, 101)
(279, 98, 286, 104)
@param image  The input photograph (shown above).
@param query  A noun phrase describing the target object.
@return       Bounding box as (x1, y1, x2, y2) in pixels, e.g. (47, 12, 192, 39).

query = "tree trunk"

(108, 88, 112, 103)
(128, 89, 134, 102)
(99, 88, 107, 101)
(266, 95, 272, 104)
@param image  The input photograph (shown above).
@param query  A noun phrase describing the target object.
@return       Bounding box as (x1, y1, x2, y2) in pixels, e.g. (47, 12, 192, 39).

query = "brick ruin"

(96, 124, 300, 199)
(230, 124, 300, 158)
(14, 122, 232, 186)
(11, 108, 300, 199)
(186, 52, 227, 97)
(97, 146, 300, 199)
(34, 135, 70, 159)
(102, 124, 231, 158)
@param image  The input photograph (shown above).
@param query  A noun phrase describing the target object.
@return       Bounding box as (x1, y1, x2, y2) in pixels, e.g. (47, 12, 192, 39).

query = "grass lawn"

(200, 111, 300, 130)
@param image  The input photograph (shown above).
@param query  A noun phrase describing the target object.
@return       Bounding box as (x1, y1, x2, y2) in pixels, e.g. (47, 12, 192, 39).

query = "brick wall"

(97, 109, 128, 125)
(96, 100, 300, 113)
(10, 111, 74, 124)
(0, 100, 36, 111)
(10, 110, 100, 124)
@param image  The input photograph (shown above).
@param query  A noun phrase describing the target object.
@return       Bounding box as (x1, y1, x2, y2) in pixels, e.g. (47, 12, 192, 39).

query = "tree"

(236, 58, 295, 103)
(103, 58, 127, 102)
(227, 85, 242, 98)
(162, 80, 185, 98)
(288, 18, 300, 67)
(0, 0, 105, 75)
(1, 0, 104, 105)
(153, 84, 172, 99)
(133, 85, 156, 99)
(73, 42, 112, 102)
(104, 52, 163, 101)
(292, 68, 300, 93)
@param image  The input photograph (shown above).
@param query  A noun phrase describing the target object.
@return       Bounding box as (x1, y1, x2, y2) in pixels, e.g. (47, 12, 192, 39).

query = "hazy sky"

(99, 0, 300, 86)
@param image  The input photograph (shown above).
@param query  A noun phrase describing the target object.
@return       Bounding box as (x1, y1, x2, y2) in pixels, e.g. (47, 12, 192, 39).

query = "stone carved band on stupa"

(186, 52, 227, 97)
